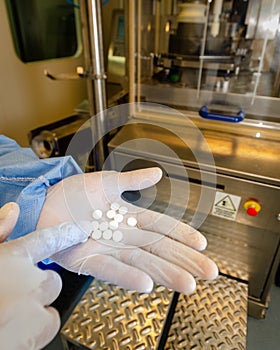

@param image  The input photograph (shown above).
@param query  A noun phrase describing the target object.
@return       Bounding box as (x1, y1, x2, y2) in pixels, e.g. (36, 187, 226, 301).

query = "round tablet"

(102, 229, 113, 240)
(92, 209, 103, 220)
(118, 206, 128, 215)
(109, 220, 119, 230)
(91, 229, 102, 240)
(127, 217, 137, 227)
(113, 230, 123, 242)
(99, 221, 109, 231)
(110, 202, 120, 211)
(115, 213, 124, 223)
(91, 221, 100, 231)
(106, 209, 116, 219)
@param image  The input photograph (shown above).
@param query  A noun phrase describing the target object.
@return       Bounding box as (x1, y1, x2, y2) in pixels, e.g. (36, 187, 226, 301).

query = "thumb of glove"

(0, 221, 91, 263)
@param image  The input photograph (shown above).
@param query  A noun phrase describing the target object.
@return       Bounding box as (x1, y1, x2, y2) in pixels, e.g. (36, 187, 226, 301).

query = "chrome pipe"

(87, 0, 107, 169)
(80, 0, 107, 170)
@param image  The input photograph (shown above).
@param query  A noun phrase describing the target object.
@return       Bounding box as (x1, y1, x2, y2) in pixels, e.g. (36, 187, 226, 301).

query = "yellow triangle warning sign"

(212, 191, 241, 221)
(215, 195, 236, 211)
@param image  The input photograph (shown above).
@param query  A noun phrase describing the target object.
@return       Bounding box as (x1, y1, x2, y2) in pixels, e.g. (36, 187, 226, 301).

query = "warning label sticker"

(212, 191, 241, 221)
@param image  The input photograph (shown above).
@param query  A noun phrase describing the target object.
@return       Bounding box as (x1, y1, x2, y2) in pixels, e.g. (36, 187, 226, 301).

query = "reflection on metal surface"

(203, 231, 249, 282)
(200, 133, 235, 156)
(109, 119, 280, 184)
(61, 277, 247, 349)
(165, 276, 248, 350)
(107, 10, 126, 84)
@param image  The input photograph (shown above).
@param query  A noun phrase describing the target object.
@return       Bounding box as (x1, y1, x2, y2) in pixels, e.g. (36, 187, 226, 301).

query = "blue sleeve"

(0, 135, 83, 240)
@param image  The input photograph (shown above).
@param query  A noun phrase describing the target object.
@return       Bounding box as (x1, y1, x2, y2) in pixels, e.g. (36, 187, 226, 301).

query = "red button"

(244, 200, 261, 216)
(247, 207, 258, 216)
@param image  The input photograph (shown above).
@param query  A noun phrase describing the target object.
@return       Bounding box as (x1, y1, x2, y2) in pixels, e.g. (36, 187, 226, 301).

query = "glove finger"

(54, 249, 154, 293)
(109, 247, 197, 294)
(32, 270, 62, 306)
(0, 255, 47, 297)
(117, 167, 163, 192)
(78, 254, 154, 293)
(142, 235, 218, 280)
(0, 202, 20, 242)
(0, 303, 60, 350)
(32, 307, 61, 350)
(95, 226, 216, 280)
(97, 197, 207, 251)
(2, 222, 90, 264)
(136, 209, 207, 251)
(60, 234, 197, 294)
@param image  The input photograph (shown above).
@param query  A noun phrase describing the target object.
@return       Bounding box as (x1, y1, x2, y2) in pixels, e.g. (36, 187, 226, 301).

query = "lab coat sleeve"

(0, 135, 83, 240)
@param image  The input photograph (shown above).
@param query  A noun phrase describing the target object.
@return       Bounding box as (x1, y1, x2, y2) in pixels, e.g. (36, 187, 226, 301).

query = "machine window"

(5, 0, 81, 62)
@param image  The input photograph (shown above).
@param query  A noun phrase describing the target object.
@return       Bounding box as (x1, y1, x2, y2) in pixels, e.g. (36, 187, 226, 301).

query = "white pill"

(113, 230, 123, 242)
(91, 221, 100, 231)
(115, 213, 124, 223)
(99, 221, 109, 231)
(106, 209, 116, 219)
(118, 206, 128, 215)
(109, 220, 119, 230)
(92, 209, 103, 220)
(102, 229, 113, 240)
(111, 202, 120, 211)
(127, 217, 137, 227)
(91, 229, 102, 240)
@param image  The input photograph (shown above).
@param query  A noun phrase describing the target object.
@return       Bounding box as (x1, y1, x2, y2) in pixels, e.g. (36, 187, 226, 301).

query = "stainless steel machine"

(113, 0, 280, 318)
(60, 1, 280, 349)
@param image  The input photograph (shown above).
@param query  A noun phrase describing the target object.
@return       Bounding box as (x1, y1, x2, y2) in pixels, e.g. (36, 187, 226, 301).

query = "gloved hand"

(0, 202, 91, 350)
(37, 168, 218, 294)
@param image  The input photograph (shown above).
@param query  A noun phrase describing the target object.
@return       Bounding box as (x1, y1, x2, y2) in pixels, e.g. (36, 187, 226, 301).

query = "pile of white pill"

(90, 202, 137, 243)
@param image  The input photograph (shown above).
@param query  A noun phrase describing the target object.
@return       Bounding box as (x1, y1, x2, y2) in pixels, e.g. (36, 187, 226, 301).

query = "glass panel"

(6, 0, 80, 62)
(134, 0, 280, 120)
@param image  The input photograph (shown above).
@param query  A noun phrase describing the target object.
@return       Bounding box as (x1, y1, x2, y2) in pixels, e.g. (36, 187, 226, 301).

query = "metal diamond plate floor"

(165, 276, 248, 350)
(61, 275, 247, 350)
(61, 281, 174, 350)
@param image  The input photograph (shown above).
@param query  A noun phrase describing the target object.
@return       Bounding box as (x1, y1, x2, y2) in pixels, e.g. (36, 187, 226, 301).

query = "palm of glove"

(37, 168, 218, 293)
